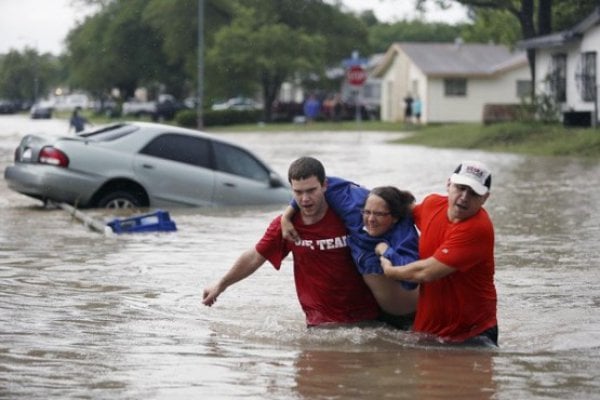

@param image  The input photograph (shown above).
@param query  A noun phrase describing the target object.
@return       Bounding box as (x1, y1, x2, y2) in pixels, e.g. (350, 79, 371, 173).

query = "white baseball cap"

(449, 160, 492, 195)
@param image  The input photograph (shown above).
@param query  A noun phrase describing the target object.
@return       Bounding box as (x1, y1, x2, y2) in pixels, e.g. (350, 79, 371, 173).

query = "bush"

(482, 104, 535, 124)
(175, 109, 263, 128)
(175, 109, 198, 127)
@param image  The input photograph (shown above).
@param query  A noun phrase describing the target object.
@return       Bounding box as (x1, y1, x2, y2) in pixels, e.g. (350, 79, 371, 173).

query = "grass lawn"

(79, 109, 600, 159)
(397, 122, 600, 158)
(209, 120, 600, 159)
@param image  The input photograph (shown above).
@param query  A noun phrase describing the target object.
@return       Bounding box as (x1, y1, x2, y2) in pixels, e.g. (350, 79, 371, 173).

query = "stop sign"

(347, 65, 367, 86)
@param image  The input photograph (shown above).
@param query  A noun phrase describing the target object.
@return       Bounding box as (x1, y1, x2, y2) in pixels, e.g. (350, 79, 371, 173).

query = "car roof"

(77, 121, 268, 164)
(82, 121, 227, 143)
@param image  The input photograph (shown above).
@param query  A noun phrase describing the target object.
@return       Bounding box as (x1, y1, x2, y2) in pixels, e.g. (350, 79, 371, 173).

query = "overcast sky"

(0, 0, 469, 55)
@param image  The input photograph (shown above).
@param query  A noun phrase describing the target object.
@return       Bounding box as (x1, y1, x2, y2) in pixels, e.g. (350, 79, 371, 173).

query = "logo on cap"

(450, 161, 492, 195)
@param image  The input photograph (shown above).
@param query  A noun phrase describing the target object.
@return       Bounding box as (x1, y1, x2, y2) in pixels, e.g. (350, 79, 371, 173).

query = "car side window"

(140, 133, 212, 168)
(213, 141, 270, 182)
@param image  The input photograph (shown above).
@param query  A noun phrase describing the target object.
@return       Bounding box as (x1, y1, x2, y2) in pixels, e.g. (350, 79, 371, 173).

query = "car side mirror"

(269, 172, 285, 188)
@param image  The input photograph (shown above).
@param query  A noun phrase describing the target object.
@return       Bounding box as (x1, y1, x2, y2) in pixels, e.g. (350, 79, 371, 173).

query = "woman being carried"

(282, 177, 419, 326)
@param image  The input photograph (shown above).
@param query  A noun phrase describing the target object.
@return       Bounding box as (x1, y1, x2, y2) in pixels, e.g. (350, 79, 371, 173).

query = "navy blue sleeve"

(323, 176, 369, 235)
(383, 217, 420, 290)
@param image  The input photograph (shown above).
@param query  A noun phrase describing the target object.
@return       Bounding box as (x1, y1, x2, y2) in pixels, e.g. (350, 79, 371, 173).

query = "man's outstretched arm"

(202, 248, 266, 306)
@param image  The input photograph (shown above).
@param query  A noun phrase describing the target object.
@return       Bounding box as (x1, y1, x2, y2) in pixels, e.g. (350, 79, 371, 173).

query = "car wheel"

(97, 190, 142, 209)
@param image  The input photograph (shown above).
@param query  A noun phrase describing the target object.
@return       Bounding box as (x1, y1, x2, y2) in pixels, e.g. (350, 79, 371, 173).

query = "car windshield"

(78, 123, 139, 142)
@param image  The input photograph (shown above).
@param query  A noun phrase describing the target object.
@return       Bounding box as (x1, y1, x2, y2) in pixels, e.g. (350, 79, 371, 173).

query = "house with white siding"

(518, 7, 600, 126)
(372, 41, 530, 123)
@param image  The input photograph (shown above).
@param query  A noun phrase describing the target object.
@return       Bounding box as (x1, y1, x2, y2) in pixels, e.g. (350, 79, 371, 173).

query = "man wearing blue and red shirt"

(202, 157, 379, 326)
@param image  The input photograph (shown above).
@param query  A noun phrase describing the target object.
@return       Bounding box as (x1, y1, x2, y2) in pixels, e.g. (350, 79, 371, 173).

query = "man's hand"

(202, 283, 223, 307)
(281, 205, 300, 242)
(380, 256, 394, 275)
(281, 216, 300, 242)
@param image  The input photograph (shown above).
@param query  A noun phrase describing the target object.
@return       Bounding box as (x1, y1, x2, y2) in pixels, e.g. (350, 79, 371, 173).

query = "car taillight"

(39, 146, 69, 167)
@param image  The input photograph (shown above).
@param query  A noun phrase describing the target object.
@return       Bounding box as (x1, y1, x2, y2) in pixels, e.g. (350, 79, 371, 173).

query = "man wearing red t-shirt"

(378, 160, 498, 345)
(202, 157, 380, 326)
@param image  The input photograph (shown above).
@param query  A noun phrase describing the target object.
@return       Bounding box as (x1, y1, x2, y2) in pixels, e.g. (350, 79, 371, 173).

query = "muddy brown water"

(1, 115, 599, 399)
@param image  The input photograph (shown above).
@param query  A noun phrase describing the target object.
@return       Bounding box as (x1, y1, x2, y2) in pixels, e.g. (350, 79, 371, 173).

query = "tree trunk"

(517, 0, 537, 97)
(538, 0, 553, 35)
(261, 71, 283, 123)
(535, 0, 552, 96)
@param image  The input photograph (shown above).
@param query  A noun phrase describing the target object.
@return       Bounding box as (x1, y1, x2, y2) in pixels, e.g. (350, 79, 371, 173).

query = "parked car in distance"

(30, 101, 54, 119)
(4, 121, 291, 209)
(122, 94, 185, 121)
(0, 99, 18, 114)
(211, 97, 262, 111)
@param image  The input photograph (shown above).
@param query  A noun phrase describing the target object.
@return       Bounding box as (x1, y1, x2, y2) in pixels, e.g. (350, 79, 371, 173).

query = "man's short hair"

(288, 157, 325, 184)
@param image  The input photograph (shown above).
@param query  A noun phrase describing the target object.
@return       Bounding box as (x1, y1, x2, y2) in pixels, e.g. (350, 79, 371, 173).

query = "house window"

(548, 53, 566, 102)
(444, 78, 467, 96)
(517, 80, 532, 98)
(576, 51, 596, 102)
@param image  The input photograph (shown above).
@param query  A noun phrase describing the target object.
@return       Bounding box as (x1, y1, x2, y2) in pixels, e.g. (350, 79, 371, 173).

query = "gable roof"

(373, 42, 528, 78)
(518, 7, 600, 49)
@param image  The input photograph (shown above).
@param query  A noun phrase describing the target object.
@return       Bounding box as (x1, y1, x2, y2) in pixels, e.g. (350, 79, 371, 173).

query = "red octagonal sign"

(347, 65, 367, 86)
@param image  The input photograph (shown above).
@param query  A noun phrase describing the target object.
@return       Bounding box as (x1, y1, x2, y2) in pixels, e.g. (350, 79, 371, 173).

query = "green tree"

(357, 10, 380, 27)
(207, 5, 327, 121)
(0, 48, 61, 103)
(460, 8, 521, 46)
(65, 0, 369, 114)
(368, 20, 465, 53)
(66, 0, 172, 100)
(263, 0, 370, 63)
(552, 0, 598, 31)
(68, 0, 236, 102)
(143, 0, 236, 101)
(66, 13, 116, 99)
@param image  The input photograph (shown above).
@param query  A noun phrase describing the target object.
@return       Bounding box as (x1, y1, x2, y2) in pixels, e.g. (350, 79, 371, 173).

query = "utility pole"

(197, 0, 205, 129)
(594, 84, 598, 128)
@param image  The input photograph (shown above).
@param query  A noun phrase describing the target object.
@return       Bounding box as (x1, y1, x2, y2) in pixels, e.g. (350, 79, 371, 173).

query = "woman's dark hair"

(369, 186, 415, 221)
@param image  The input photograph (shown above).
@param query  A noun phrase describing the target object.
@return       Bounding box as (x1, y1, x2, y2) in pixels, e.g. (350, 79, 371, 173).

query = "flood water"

(1, 115, 599, 399)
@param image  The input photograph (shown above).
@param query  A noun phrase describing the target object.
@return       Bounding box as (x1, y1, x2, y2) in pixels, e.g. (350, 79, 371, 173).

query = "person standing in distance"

(378, 161, 498, 346)
(69, 107, 91, 134)
(202, 157, 380, 327)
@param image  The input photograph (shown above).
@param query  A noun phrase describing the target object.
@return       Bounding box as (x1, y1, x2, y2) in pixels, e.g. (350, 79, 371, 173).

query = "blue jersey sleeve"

(323, 176, 368, 235)
(382, 217, 419, 290)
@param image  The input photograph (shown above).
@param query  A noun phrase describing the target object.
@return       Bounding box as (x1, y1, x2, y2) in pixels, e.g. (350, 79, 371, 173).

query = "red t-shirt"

(413, 194, 497, 342)
(255, 208, 380, 326)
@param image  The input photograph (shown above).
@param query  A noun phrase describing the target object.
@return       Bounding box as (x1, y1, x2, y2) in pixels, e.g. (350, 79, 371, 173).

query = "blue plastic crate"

(107, 210, 177, 234)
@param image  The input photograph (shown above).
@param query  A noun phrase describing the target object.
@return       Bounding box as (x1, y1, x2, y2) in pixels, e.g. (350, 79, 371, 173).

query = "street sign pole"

(355, 88, 361, 123)
(346, 64, 367, 124)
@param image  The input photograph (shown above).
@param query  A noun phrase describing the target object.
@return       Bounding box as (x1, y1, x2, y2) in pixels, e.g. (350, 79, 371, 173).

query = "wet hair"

(288, 157, 325, 184)
(368, 186, 415, 221)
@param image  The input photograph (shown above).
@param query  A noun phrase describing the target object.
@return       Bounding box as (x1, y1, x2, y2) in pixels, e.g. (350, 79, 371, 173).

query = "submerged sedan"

(4, 121, 291, 209)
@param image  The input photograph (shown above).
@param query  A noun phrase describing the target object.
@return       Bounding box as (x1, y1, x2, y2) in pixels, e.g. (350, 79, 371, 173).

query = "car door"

(133, 133, 216, 207)
(211, 141, 289, 205)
